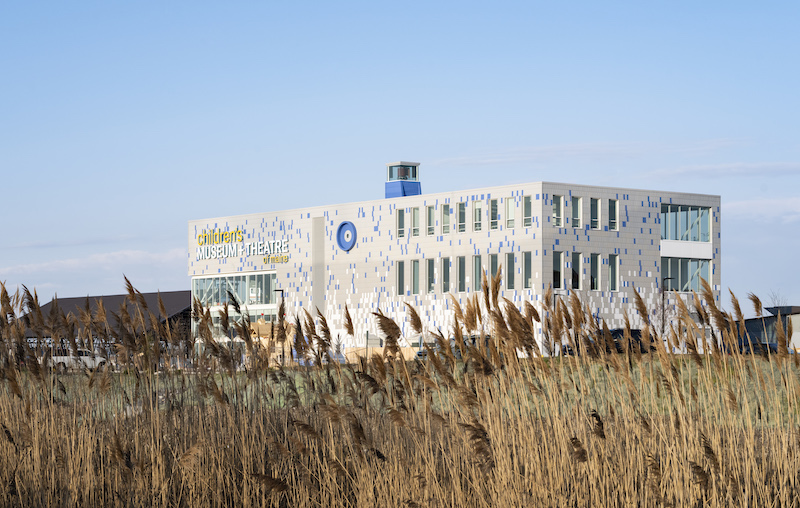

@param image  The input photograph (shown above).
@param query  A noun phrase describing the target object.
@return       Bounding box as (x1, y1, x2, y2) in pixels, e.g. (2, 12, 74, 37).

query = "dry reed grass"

(0, 279, 798, 506)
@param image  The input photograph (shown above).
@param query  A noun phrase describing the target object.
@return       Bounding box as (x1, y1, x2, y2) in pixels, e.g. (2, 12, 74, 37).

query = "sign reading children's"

(195, 228, 290, 263)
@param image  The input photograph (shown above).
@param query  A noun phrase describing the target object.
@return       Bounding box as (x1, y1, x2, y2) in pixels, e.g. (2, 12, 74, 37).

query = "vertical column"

(311, 216, 325, 314)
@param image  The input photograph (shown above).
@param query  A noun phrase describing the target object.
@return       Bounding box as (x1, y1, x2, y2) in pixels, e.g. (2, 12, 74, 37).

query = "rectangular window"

(490, 253, 499, 280)
(609, 199, 618, 231)
(552, 195, 562, 227)
(457, 256, 466, 292)
(397, 260, 405, 295)
(572, 252, 582, 290)
(411, 208, 419, 237)
(506, 253, 515, 289)
(609, 254, 619, 291)
(553, 251, 563, 289)
(523, 251, 532, 289)
(397, 209, 405, 238)
(572, 197, 581, 228)
(411, 260, 420, 295)
(427, 205, 435, 235)
(660, 204, 711, 242)
(590, 198, 600, 230)
(457, 202, 466, 233)
(662, 257, 710, 292)
(442, 205, 450, 234)
(523, 196, 532, 227)
(473, 201, 482, 231)
(442, 257, 450, 292)
(590, 253, 599, 290)
(427, 258, 435, 293)
(473, 255, 482, 291)
(506, 198, 515, 228)
(490, 199, 499, 230)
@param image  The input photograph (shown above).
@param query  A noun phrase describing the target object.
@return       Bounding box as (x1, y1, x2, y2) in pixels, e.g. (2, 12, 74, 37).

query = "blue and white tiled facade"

(188, 180, 721, 349)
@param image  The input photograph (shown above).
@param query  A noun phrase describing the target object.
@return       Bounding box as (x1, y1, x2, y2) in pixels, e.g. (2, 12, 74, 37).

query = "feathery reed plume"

(459, 420, 494, 474)
(372, 311, 401, 359)
(464, 295, 478, 335)
(776, 311, 789, 360)
(250, 474, 288, 493)
(316, 307, 332, 353)
(344, 304, 354, 336)
(294, 314, 308, 361)
(646, 453, 662, 494)
(482, 270, 491, 314)
(178, 441, 204, 472)
(449, 293, 465, 327)
(700, 432, 719, 472)
(405, 302, 423, 336)
(570, 437, 587, 463)
(524, 300, 540, 324)
(590, 410, 606, 439)
(633, 288, 650, 326)
(491, 265, 502, 311)
(701, 278, 729, 331)
(748, 292, 763, 317)
(689, 461, 710, 492)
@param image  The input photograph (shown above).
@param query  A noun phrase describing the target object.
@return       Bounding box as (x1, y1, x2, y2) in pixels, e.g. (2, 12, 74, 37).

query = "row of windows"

(552, 195, 619, 231)
(396, 253, 535, 296)
(552, 252, 620, 292)
(660, 204, 711, 242)
(396, 196, 535, 238)
(192, 273, 278, 307)
(662, 257, 711, 292)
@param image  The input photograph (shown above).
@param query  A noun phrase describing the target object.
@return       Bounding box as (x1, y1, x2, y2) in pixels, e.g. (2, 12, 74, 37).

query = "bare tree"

(767, 289, 788, 308)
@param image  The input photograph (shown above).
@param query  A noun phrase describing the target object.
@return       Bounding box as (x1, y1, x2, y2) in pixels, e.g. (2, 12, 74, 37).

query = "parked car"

(42, 347, 107, 373)
(562, 329, 654, 356)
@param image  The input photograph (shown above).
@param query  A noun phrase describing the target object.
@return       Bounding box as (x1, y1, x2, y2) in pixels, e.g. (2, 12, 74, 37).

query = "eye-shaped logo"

(336, 221, 357, 251)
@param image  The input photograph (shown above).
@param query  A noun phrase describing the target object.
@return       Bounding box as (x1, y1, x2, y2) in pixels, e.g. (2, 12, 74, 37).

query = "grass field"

(0, 277, 798, 507)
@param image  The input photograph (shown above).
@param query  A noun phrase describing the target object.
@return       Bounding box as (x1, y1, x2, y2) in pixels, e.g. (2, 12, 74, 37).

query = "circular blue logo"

(336, 221, 357, 251)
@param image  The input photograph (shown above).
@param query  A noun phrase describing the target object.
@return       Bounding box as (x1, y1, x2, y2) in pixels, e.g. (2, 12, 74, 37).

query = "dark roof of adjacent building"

(25, 290, 191, 338)
(765, 306, 800, 316)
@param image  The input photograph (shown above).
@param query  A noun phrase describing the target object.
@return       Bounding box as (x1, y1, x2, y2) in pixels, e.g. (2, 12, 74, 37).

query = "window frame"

(397, 260, 405, 295)
(506, 198, 515, 229)
(490, 199, 499, 230)
(552, 195, 562, 227)
(427, 258, 435, 293)
(590, 253, 600, 290)
(571, 252, 582, 290)
(553, 251, 563, 289)
(473, 201, 482, 232)
(442, 257, 450, 293)
(411, 207, 420, 237)
(411, 259, 420, 295)
(523, 251, 532, 289)
(473, 255, 482, 291)
(457, 256, 466, 292)
(608, 199, 618, 231)
(590, 198, 600, 230)
(457, 202, 467, 233)
(572, 197, 582, 228)
(426, 205, 435, 236)
(506, 252, 515, 290)
(523, 196, 532, 227)
(442, 205, 450, 234)
(397, 208, 405, 238)
(609, 254, 619, 292)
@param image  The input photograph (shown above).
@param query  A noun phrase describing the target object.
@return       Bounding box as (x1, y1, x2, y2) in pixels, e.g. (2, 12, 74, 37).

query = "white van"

(42, 346, 107, 373)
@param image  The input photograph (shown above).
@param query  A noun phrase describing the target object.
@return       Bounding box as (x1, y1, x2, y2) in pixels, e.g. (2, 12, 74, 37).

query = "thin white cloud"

(725, 197, 800, 223)
(432, 139, 742, 167)
(0, 248, 186, 277)
(650, 162, 800, 179)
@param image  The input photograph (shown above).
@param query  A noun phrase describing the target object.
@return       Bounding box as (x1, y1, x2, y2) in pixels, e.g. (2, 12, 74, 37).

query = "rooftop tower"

(385, 161, 421, 198)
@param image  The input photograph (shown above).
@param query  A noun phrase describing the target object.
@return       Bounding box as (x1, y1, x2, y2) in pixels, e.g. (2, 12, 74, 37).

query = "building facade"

(187, 162, 721, 349)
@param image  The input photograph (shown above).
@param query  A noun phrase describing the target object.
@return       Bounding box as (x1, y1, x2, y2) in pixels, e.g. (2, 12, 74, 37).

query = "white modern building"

(187, 162, 721, 348)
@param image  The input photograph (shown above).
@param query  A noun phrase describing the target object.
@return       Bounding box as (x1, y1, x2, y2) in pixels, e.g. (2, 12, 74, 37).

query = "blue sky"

(2, 1, 799, 314)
